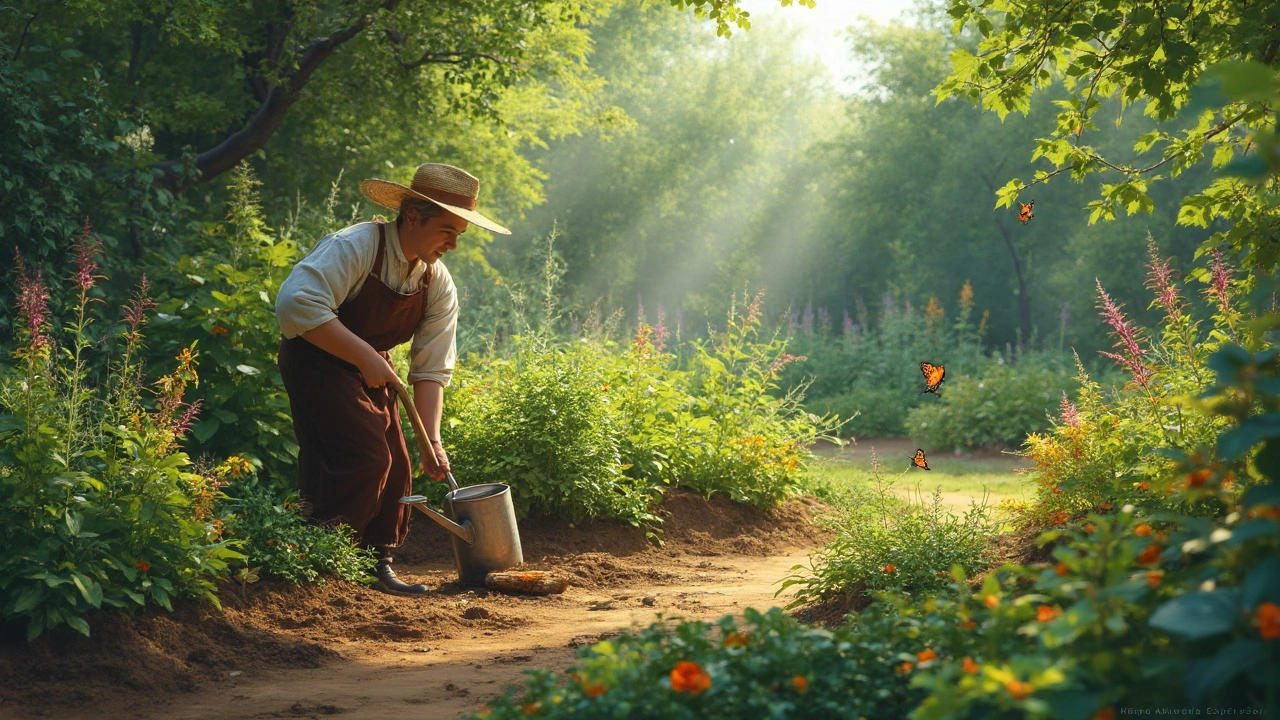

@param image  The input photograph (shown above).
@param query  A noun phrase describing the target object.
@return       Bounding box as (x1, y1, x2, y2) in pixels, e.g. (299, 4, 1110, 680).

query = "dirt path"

(107, 551, 808, 720)
(0, 492, 827, 720)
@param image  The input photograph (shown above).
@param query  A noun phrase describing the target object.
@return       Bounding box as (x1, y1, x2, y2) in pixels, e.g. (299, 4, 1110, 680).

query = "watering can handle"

(391, 379, 459, 493)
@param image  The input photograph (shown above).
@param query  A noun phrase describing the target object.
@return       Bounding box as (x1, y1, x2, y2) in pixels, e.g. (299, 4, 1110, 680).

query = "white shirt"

(275, 221, 458, 387)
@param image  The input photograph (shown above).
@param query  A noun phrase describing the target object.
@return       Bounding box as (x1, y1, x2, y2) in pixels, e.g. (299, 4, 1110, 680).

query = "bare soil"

(0, 490, 827, 720)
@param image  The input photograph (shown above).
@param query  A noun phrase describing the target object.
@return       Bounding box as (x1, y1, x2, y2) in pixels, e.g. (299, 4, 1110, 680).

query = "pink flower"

(1096, 279, 1151, 387)
(72, 218, 103, 293)
(1208, 249, 1232, 312)
(842, 308, 855, 336)
(121, 277, 157, 335)
(1059, 391, 1080, 427)
(173, 399, 202, 437)
(653, 307, 669, 352)
(13, 248, 51, 350)
(1145, 240, 1182, 321)
(745, 289, 765, 326)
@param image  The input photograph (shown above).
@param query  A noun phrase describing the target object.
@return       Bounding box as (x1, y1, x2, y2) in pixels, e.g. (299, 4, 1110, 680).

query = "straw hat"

(360, 163, 510, 235)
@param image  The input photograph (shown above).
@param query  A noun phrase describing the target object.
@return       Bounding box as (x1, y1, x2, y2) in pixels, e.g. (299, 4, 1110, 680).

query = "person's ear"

(404, 206, 419, 226)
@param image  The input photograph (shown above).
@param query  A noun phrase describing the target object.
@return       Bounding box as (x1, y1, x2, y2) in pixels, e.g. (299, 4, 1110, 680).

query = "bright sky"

(737, 0, 920, 90)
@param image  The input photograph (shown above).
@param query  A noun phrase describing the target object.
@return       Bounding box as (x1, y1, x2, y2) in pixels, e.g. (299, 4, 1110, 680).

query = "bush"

(0, 239, 239, 640)
(905, 358, 1077, 452)
(781, 458, 996, 607)
(803, 383, 904, 438)
(217, 471, 376, 586)
(447, 337, 656, 525)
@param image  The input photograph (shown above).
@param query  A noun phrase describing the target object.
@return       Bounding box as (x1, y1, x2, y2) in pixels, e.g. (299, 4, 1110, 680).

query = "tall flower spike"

(1096, 278, 1152, 387)
(1144, 238, 1182, 321)
(1208, 249, 1232, 312)
(1059, 391, 1080, 427)
(14, 248, 51, 349)
(73, 217, 103, 293)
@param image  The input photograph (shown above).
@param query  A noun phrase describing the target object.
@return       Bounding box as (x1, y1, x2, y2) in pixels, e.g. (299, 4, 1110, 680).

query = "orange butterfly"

(919, 362, 946, 395)
(1017, 200, 1035, 224)
(910, 449, 931, 471)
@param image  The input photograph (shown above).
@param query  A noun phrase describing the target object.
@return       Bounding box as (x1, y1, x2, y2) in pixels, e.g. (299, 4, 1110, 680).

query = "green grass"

(808, 438, 1034, 513)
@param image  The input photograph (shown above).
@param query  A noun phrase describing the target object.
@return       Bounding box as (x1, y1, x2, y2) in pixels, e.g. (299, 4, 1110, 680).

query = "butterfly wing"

(1018, 200, 1035, 223)
(910, 449, 931, 471)
(919, 362, 946, 394)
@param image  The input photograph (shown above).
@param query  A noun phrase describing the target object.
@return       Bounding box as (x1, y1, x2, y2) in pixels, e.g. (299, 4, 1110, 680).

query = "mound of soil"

(0, 490, 826, 718)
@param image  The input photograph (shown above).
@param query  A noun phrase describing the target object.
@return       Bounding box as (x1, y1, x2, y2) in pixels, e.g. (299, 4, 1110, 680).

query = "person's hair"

(396, 196, 445, 228)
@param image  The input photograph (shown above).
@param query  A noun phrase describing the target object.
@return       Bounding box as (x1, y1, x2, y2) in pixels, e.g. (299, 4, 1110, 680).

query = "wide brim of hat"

(360, 178, 511, 235)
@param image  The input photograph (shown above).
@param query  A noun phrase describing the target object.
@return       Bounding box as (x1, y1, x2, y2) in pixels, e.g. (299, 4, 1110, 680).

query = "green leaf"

(1186, 640, 1267, 705)
(1149, 589, 1241, 639)
(1203, 61, 1276, 103)
(1243, 557, 1280, 609)
(65, 614, 91, 637)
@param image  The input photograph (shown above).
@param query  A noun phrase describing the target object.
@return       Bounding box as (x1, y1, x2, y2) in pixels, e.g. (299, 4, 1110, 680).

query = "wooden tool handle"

(392, 380, 435, 469)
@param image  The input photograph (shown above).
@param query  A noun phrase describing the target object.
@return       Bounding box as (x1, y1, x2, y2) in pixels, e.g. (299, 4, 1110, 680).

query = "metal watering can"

(393, 383, 524, 585)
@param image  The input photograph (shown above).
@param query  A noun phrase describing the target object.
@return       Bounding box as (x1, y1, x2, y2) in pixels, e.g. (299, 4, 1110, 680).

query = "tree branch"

(152, 0, 401, 188)
(398, 49, 512, 70)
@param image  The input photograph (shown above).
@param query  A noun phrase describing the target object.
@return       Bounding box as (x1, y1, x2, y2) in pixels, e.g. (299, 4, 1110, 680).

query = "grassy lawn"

(809, 437, 1035, 513)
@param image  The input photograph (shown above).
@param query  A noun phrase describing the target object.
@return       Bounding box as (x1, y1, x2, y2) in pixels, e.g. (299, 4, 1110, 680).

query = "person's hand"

(423, 440, 451, 481)
(357, 351, 400, 389)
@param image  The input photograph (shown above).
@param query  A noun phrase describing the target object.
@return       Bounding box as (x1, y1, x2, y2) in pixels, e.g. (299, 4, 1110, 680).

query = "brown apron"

(278, 222, 431, 548)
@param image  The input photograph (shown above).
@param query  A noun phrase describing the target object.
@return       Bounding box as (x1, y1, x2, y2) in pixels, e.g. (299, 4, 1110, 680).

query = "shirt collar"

(382, 220, 427, 279)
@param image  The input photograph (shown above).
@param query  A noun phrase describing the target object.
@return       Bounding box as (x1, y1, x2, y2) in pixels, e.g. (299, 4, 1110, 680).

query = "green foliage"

(939, 0, 1280, 270)
(907, 358, 1077, 452)
(781, 458, 996, 609)
(217, 474, 376, 587)
(0, 247, 239, 640)
(147, 163, 306, 488)
(447, 336, 653, 525)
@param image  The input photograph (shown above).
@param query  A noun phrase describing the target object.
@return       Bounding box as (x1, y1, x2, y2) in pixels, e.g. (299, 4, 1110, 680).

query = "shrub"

(906, 358, 1077, 452)
(147, 163, 307, 489)
(804, 383, 907, 438)
(781, 455, 996, 607)
(216, 470, 376, 586)
(447, 336, 656, 526)
(0, 239, 240, 640)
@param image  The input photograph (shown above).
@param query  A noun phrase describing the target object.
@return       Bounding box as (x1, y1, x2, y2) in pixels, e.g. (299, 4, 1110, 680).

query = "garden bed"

(0, 490, 827, 718)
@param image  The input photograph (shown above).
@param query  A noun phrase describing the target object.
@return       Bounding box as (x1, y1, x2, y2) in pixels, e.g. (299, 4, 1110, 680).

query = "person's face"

(401, 206, 468, 263)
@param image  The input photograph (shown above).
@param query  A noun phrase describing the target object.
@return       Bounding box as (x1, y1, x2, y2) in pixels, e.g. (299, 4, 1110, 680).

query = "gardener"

(275, 163, 510, 595)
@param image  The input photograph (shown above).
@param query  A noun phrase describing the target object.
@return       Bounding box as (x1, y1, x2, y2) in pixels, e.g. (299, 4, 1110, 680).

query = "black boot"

(373, 547, 430, 596)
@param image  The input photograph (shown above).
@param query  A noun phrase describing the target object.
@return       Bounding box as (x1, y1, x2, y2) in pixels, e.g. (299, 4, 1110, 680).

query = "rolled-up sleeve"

(408, 263, 459, 386)
(276, 225, 376, 338)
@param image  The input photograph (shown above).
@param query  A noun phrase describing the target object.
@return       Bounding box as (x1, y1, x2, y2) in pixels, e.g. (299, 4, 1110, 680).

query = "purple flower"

(653, 309, 669, 352)
(1096, 278, 1151, 387)
(173, 399, 203, 438)
(1059, 391, 1080, 427)
(842, 308, 854, 336)
(801, 302, 814, 335)
(122, 276, 157, 335)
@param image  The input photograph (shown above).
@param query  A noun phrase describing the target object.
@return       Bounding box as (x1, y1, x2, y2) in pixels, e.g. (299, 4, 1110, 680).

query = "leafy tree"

(938, 0, 1280, 268)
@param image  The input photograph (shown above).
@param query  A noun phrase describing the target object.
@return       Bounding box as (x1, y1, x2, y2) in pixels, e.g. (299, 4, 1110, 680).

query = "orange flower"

(1049, 512, 1069, 526)
(937, 571, 950, 578)
(1094, 707, 1116, 720)
(791, 675, 808, 694)
(1052, 486, 1063, 494)
(895, 662, 914, 675)
(1222, 472, 1235, 490)
(602, 385, 609, 392)
(583, 682, 607, 698)
(1255, 602, 1280, 640)
(1146, 571, 1163, 589)
(1137, 543, 1162, 565)
(722, 631, 749, 648)
(962, 657, 979, 674)
(960, 619, 977, 630)
(266, 539, 275, 546)
(1134, 524, 1152, 537)
(1186, 469, 1211, 488)
(1100, 502, 1112, 510)
(983, 594, 1000, 609)
(1155, 531, 1169, 544)
(211, 325, 229, 335)
(917, 648, 938, 664)
(1054, 562, 1068, 576)
(1084, 522, 1097, 533)
(135, 560, 151, 572)
(883, 564, 897, 574)
(1036, 605, 1062, 623)
(522, 701, 541, 715)
(1249, 506, 1280, 520)
(670, 661, 711, 695)
(1004, 679, 1033, 700)
(1137, 482, 1150, 492)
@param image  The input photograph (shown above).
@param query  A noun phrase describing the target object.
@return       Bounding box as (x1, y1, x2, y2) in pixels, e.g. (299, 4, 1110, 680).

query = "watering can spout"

(401, 495, 475, 544)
